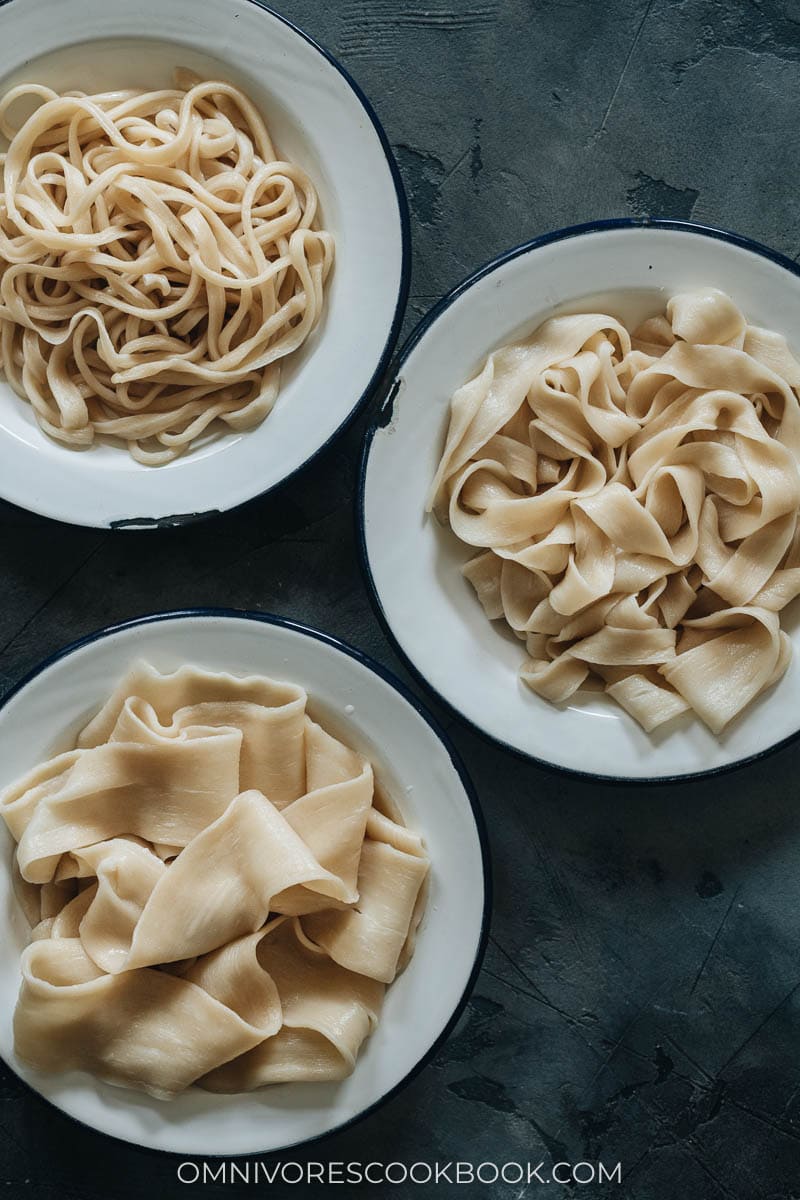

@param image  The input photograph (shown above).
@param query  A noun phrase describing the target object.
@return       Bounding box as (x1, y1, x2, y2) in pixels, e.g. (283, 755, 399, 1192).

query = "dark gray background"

(1, 1, 799, 1197)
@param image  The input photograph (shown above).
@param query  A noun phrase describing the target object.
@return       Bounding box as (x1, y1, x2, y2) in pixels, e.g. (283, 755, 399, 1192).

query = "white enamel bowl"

(359, 220, 800, 782)
(0, 611, 489, 1153)
(0, 0, 409, 528)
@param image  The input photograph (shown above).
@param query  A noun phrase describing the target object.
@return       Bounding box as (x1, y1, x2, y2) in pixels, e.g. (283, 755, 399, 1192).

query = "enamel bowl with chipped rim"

(359, 219, 800, 782)
(0, 610, 489, 1153)
(0, 0, 409, 529)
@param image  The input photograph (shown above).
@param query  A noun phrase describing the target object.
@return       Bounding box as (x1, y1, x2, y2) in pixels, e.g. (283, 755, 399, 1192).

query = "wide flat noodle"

(431, 288, 800, 732)
(199, 919, 384, 1091)
(0, 72, 333, 464)
(2, 665, 429, 1095)
(14, 937, 278, 1099)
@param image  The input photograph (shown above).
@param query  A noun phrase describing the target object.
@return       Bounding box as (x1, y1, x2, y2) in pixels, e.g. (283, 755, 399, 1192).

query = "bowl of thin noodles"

(360, 220, 800, 781)
(0, 0, 408, 527)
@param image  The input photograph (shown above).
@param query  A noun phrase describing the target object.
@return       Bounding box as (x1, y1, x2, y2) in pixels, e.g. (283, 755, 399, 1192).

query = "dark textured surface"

(2, 1, 800, 1197)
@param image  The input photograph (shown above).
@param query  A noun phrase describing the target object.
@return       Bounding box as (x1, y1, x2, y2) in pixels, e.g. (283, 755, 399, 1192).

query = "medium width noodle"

(1, 663, 428, 1097)
(429, 289, 800, 734)
(0, 71, 333, 464)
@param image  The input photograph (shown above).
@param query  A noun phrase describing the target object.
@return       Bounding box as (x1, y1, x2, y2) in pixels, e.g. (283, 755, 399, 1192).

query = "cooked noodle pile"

(430, 289, 800, 733)
(2, 664, 428, 1097)
(0, 72, 333, 464)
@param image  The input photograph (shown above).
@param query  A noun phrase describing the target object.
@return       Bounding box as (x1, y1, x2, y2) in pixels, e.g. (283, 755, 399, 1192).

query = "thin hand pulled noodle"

(429, 288, 800, 733)
(2, 663, 428, 1097)
(0, 71, 333, 464)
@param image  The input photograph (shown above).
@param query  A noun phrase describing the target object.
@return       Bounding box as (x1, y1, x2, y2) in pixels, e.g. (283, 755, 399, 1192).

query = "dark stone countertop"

(2, 2, 800, 1197)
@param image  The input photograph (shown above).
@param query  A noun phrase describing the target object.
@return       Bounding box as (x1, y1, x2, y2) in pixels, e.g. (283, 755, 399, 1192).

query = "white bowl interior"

(363, 225, 800, 780)
(0, 0, 406, 526)
(0, 614, 486, 1154)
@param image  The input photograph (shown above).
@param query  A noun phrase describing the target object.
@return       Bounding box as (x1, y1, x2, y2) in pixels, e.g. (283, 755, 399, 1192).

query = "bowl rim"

(357, 216, 800, 787)
(0, 607, 492, 1156)
(0, 0, 412, 531)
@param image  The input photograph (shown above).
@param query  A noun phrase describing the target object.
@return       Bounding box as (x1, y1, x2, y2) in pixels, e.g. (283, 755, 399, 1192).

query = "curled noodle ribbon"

(430, 289, 800, 733)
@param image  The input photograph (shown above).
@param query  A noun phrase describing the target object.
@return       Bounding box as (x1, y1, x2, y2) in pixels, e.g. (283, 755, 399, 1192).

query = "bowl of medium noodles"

(360, 219, 800, 781)
(0, 0, 409, 528)
(0, 610, 489, 1153)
